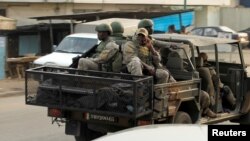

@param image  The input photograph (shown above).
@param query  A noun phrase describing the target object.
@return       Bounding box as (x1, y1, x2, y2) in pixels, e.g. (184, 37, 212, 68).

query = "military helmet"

(95, 23, 113, 34)
(138, 19, 153, 28)
(111, 21, 124, 34)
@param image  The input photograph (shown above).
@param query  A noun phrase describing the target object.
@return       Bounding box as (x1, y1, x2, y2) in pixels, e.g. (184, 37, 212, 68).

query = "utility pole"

(184, 0, 187, 10)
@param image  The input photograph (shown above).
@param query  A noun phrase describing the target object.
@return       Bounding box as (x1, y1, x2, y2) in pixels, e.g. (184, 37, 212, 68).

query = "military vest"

(92, 39, 111, 58)
(137, 46, 152, 66)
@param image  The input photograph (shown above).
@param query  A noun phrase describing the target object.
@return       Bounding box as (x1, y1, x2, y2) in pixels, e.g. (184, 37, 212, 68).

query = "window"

(191, 28, 203, 36)
(56, 37, 98, 54)
(204, 28, 218, 36)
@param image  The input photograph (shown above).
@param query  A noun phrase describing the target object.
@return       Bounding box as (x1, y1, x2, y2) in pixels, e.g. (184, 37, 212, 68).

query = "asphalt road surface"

(0, 95, 239, 141)
(0, 95, 74, 141)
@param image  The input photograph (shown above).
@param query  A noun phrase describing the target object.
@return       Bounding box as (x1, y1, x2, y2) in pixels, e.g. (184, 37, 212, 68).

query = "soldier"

(123, 28, 176, 84)
(138, 19, 173, 65)
(110, 21, 127, 41)
(77, 23, 119, 71)
(200, 90, 217, 118)
(138, 19, 154, 35)
(199, 52, 236, 110)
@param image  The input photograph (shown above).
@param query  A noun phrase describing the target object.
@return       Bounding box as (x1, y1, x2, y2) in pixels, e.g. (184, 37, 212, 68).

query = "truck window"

(55, 37, 98, 54)
(198, 44, 241, 64)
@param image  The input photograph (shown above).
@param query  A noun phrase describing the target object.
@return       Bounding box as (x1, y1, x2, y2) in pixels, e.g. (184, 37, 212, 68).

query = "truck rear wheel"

(174, 111, 192, 123)
(74, 124, 106, 141)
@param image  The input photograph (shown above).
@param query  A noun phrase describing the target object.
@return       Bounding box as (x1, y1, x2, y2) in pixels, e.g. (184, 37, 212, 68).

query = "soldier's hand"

(147, 67, 156, 75)
(141, 61, 156, 75)
(146, 37, 153, 50)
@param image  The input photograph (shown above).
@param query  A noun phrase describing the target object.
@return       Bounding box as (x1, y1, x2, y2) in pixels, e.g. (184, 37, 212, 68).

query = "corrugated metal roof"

(30, 10, 194, 22)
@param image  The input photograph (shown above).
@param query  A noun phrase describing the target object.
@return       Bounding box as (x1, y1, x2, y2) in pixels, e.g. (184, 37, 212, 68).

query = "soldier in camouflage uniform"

(110, 21, 127, 41)
(199, 52, 236, 110)
(108, 21, 127, 72)
(123, 28, 176, 84)
(77, 23, 119, 71)
(200, 90, 217, 118)
(138, 19, 172, 65)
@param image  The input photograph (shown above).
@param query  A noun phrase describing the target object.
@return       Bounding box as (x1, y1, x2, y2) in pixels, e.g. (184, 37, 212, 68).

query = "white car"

(33, 33, 99, 67)
(190, 26, 249, 48)
(94, 124, 207, 141)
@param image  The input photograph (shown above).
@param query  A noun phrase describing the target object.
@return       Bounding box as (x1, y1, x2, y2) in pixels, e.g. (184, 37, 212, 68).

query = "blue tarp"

(0, 36, 6, 79)
(152, 11, 194, 33)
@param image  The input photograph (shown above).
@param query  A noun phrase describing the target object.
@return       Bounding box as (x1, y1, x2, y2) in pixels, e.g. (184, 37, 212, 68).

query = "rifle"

(141, 61, 155, 75)
(68, 44, 98, 68)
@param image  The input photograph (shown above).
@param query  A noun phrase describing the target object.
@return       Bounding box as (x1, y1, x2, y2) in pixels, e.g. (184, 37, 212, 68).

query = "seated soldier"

(110, 21, 127, 72)
(199, 52, 236, 110)
(77, 23, 119, 71)
(200, 90, 217, 118)
(123, 28, 176, 84)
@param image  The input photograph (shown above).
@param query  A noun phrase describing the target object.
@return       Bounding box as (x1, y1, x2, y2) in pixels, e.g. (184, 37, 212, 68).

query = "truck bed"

(25, 67, 154, 119)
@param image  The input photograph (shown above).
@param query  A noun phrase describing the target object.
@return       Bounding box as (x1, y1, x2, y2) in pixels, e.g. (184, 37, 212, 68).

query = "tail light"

(137, 120, 151, 126)
(48, 108, 63, 117)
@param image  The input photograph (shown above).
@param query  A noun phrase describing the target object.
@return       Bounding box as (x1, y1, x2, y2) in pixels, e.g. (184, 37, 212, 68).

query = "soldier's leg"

(222, 85, 236, 110)
(77, 58, 98, 70)
(200, 90, 217, 118)
(126, 57, 143, 76)
(155, 69, 176, 84)
(198, 67, 215, 106)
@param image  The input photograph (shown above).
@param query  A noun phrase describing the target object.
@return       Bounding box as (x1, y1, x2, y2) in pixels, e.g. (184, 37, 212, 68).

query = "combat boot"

(223, 86, 236, 110)
(225, 92, 236, 110)
(206, 109, 217, 118)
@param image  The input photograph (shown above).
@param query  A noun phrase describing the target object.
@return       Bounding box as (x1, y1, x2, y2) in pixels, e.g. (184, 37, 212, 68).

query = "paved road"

(0, 95, 74, 141)
(0, 95, 238, 141)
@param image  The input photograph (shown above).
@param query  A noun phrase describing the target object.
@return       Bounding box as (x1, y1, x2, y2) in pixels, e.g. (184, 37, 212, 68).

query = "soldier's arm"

(122, 41, 137, 64)
(141, 61, 155, 75)
(146, 38, 161, 66)
(92, 42, 119, 63)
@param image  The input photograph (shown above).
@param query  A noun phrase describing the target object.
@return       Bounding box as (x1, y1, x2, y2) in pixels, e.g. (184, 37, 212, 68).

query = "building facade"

(0, 0, 244, 79)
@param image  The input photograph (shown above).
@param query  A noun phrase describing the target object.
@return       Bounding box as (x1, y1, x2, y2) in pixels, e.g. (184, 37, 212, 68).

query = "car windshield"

(220, 26, 236, 33)
(55, 37, 98, 53)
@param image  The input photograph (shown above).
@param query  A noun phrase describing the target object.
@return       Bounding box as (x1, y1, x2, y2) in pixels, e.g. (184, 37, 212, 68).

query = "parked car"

(239, 27, 250, 48)
(33, 33, 99, 67)
(190, 26, 249, 48)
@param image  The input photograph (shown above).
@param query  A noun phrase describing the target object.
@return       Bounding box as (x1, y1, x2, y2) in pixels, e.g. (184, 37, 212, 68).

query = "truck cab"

(153, 33, 250, 124)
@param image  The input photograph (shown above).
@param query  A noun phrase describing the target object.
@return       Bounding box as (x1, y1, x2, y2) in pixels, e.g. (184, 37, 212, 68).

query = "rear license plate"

(87, 113, 118, 123)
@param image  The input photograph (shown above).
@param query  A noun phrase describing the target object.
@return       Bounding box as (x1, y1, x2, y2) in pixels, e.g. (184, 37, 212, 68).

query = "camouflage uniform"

(78, 23, 119, 71)
(123, 28, 176, 84)
(138, 19, 172, 64)
(109, 21, 127, 72)
(200, 90, 217, 118)
(199, 52, 236, 110)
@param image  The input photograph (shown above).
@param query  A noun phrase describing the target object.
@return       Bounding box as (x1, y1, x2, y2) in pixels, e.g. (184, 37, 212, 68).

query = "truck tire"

(174, 111, 192, 123)
(74, 124, 106, 141)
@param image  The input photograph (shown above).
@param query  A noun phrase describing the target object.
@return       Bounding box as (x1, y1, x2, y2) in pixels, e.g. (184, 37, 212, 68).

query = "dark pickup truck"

(25, 34, 250, 141)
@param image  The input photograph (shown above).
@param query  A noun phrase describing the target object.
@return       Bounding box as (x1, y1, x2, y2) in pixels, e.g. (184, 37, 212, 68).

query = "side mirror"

(52, 45, 57, 51)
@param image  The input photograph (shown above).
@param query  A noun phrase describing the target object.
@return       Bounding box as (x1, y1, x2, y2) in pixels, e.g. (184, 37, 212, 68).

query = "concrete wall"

(221, 7, 250, 31)
(207, 6, 220, 26)
(194, 6, 220, 27)
(0, 0, 239, 6)
(5, 3, 155, 26)
(3, 1, 247, 31)
(195, 6, 208, 27)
